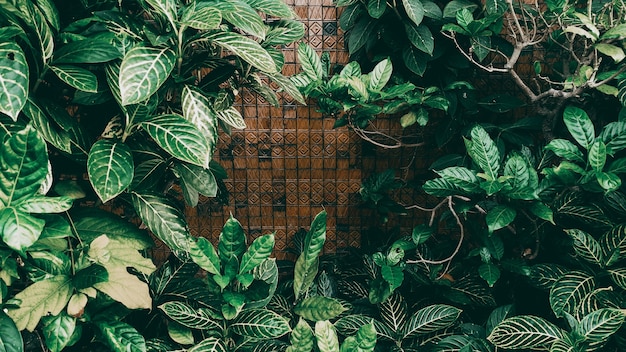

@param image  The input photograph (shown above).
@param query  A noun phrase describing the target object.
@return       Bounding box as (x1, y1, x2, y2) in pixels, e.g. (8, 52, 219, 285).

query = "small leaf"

(486, 205, 516, 234)
(479, 263, 500, 287)
(368, 58, 393, 91)
(96, 320, 146, 352)
(596, 43, 625, 63)
(575, 308, 625, 344)
(41, 312, 76, 352)
(187, 338, 227, 352)
(88, 140, 134, 203)
(563, 106, 595, 150)
(0, 207, 45, 253)
(215, 106, 246, 130)
(402, 0, 425, 25)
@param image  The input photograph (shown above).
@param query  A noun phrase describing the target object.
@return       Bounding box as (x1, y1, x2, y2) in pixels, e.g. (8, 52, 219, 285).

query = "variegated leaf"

(49, 65, 98, 93)
(158, 301, 222, 331)
(205, 31, 277, 73)
(231, 309, 291, 339)
(549, 270, 595, 318)
(216, 106, 246, 130)
(87, 139, 134, 203)
(0, 42, 28, 121)
(119, 45, 176, 106)
(487, 315, 565, 350)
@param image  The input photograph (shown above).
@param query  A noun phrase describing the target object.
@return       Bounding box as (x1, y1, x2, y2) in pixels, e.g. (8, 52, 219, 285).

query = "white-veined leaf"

(401, 304, 461, 339)
(468, 125, 500, 180)
(563, 106, 595, 150)
(294, 296, 347, 322)
(219, 0, 267, 39)
(49, 65, 98, 93)
(245, 0, 295, 17)
(435, 166, 481, 193)
(119, 45, 176, 106)
(293, 210, 327, 300)
(181, 85, 218, 164)
(0, 42, 28, 121)
(368, 58, 393, 91)
(96, 320, 146, 352)
(600, 121, 626, 154)
(87, 140, 134, 203)
(545, 139, 584, 162)
(231, 309, 291, 339)
(22, 98, 72, 153)
(180, 4, 221, 30)
(335, 315, 395, 341)
(575, 308, 625, 345)
(402, 0, 425, 26)
(16, 195, 73, 214)
(487, 315, 565, 349)
(549, 270, 595, 318)
(315, 320, 340, 352)
(379, 292, 407, 333)
(205, 31, 277, 73)
(564, 229, 604, 266)
(216, 106, 246, 130)
(298, 42, 324, 81)
(588, 140, 607, 172)
(188, 337, 227, 352)
(0, 207, 45, 253)
(267, 72, 307, 105)
(158, 301, 222, 331)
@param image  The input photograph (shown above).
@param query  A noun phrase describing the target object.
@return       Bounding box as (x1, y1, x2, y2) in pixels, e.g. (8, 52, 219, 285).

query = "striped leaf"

(294, 210, 327, 299)
(298, 43, 324, 81)
(564, 229, 604, 266)
(0, 310, 22, 352)
(600, 121, 626, 154)
(434, 335, 491, 352)
(545, 139, 585, 162)
(244, 0, 296, 17)
(315, 320, 339, 352)
(368, 58, 393, 91)
(141, 114, 211, 168)
(181, 86, 218, 163)
(600, 224, 626, 260)
(487, 315, 565, 349)
(22, 98, 72, 153)
(294, 296, 347, 322)
(528, 264, 568, 290)
(287, 318, 314, 352)
(422, 177, 463, 196)
(97, 320, 146, 352)
(53, 38, 122, 64)
(563, 106, 595, 150)
(180, 4, 221, 30)
(231, 309, 291, 339)
(575, 309, 625, 347)
(189, 237, 221, 275)
(401, 304, 461, 339)
(379, 292, 407, 333)
(549, 271, 595, 318)
(609, 268, 626, 290)
(335, 315, 395, 341)
(205, 31, 276, 73)
(131, 192, 192, 256)
(468, 124, 500, 181)
(49, 65, 98, 93)
(267, 72, 306, 105)
(87, 140, 134, 203)
(215, 106, 246, 130)
(239, 233, 275, 273)
(265, 20, 305, 46)
(188, 337, 227, 352)
(0, 42, 28, 121)
(0, 207, 45, 253)
(119, 45, 176, 106)
(219, 0, 267, 39)
(158, 301, 222, 331)
(588, 140, 607, 172)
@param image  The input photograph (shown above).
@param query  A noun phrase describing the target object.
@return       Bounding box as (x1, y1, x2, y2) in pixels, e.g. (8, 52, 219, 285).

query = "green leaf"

(0, 310, 23, 352)
(287, 318, 314, 352)
(205, 31, 277, 73)
(220, 0, 267, 39)
(528, 264, 568, 290)
(22, 98, 72, 153)
(119, 45, 176, 106)
(158, 301, 222, 331)
(298, 42, 323, 82)
(596, 43, 625, 63)
(188, 237, 221, 275)
(487, 315, 565, 349)
(367, 0, 386, 18)
(87, 140, 134, 203)
(486, 304, 515, 335)
(294, 210, 327, 300)
(72, 263, 108, 290)
(529, 202, 554, 224)
(563, 106, 595, 150)
(41, 312, 75, 352)
(93, 266, 151, 309)
(70, 209, 153, 249)
(381, 265, 403, 291)
(564, 229, 604, 266)
(468, 125, 500, 180)
(181, 86, 218, 159)
(479, 263, 500, 287)
(0, 42, 28, 120)
(435, 166, 481, 194)
(131, 192, 192, 256)
(180, 4, 221, 30)
(575, 308, 625, 345)
(0, 207, 45, 253)
(402, 0, 425, 25)
(187, 337, 227, 352)
(88, 235, 156, 275)
(231, 309, 291, 338)
(486, 205, 516, 234)
(16, 195, 73, 214)
(600, 121, 626, 154)
(96, 320, 146, 352)
(422, 177, 463, 196)
(7, 275, 73, 331)
(335, 315, 395, 341)
(588, 140, 607, 172)
(294, 296, 347, 321)
(239, 233, 274, 274)
(405, 23, 434, 55)
(141, 114, 211, 168)
(368, 59, 393, 91)
(549, 270, 595, 318)
(402, 304, 461, 339)
(267, 72, 307, 105)
(215, 106, 246, 130)
(218, 215, 247, 262)
(545, 139, 584, 162)
(0, 125, 48, 207)
(49, 65, 98, 93)
(53, 38, 122, 64)
(315, 320, 340, 352)
(609, 268, 626, 289)
(379, 292, 407, 333)
(175, 162, 218, 197)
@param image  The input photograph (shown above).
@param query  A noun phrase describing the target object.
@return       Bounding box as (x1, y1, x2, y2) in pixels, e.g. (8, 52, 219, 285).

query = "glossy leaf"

(487, 315, 565, 349)
(181, 86, 218, 162)
(0, 207, 45, 253)
(231, 309, 291, 339)
(479, 263, 501, 287)
(49, 65, 98, 93)
(187, 337, 227, 352)
(158, 301, 222, 331)
(315, 320, 340, 352)
(239, 233, 274, 274)
(0, 42, 28, 120)
(245, 0, 295, 17)
(175, 162, 218, 197)
(0, 310, 23, 352)
(7, 275, 73, 331)
(401, 304, 461, 339)
(575, 308, 625, 345)
(41, 312, 75, 352)
(486, 205, 516, 234)
(609, 268, 626, 289)
(588, 140, 607, 171)
(220, 0, 267, 39)
(294, 296, 347, 321)
(564, 229, 604, 266)
(405, 23, 434, 55)
(267, 72, 307, 105)
(563, 106, 595, 150)
(600, 121, 626, 154)
(0, 125, 48, 207)
(402, 0, 425, 26)
(335, 315, 395, 341)
(218, 215, 247, 262)
(367, 0, 386, 18)
(215, 106, 246, 130)
(601, 224, 626, 259)
(16, 195, 73, 214)
(353, 321, 376, 351)
(528, 264, 568, 290)
(368, 59, 393, 91)
(141, 114, 211, 167)
(545, 139, 585, 162)
(53, 38, 122, 64)
(22, 98, 72, 153)
(287, 318, 314, 352)
(180, 4, 221, 30)
(468, 125, 500, 180)
(294, 210, 327, 299)
(97, 320, 146, 352)
(188, 237, 221, 275)
(549, 271, 595, 318)
(205, 31, 277, 73)
(87, 140, 134, 203)
(70, 209, 153, 249)
(119, 45, 176, 106)
(298, 42, 323, 81)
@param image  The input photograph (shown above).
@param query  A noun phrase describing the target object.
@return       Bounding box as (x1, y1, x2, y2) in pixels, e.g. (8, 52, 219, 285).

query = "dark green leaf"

(0, 310, 23, 352)
(53, 38, 122, 64)
(96, 320, 146, 352)
(563, 106, 595, 150)
(487, 315, 565, 349)
(41, 312, 75, 352)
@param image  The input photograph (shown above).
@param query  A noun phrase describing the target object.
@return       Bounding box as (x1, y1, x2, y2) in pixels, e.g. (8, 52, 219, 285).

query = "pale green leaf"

(49, 65, 98, 93)
(244, 0, 296, 17)
(315, 320, 340, 352)
(93, 267, 151, 309)
(231, 309, 291, 339)
(265, 19, 305, 46)
(119, 45, 176, 106)
(87, 139, 134, 203)
(402, 0, 425, 26)
(588, 140, 607, 172)
(545, 139, 584, 162)
(267, 72, 307, 105)
(468, 125, 500, 180)
(216, 106, 246, 130)
(596, 43, 625, 63)
(180, 4, 221, 30)
(368, 59, 393, 91)
(181, 86, 218, 162)
(220, 0, 267, 39)
(297, 42, 324, 81)
(16, 195, 73, 214)
(205, 31, 277, 73)
(287, 318, 314, 352)
(88, 235, 156, 275)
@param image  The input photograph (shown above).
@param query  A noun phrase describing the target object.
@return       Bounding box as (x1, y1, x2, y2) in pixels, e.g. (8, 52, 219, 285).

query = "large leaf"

(294, 296, 347, 321)
(545, 139, 584, 162)
(401, 304, 461, 339)
(22, 98, 72, 153)
(0, 42, 28, 120)
(564, 229, 604, 266)
(267, 72, 307, 105)
(422, 177, 463, 196)
(175, 162, 218, 197)
(298, 42, 324, 81)
(486, 205, 516, 234)
(549, 270, 595, 318)
(563, 106, 595, 150)
(468, 125, 500, 181)
(93, 267, 151, 309)
(88, 235, 156, 275)
(96, 320, 146, 352)
(231, 309, 291, 339)
(528, 264, 568, 290)
(293, 210, 327, 300)
(7, 275, 73, 331)
(119, 45, 176, 106)
(368, 58, 393, 91)
(335, 315, 395, 341)
(601, 224, 626, 259)
(402, 0, 425, 26)
(600, 121, 626, 154)
(405, 23, 434, 55)
(0, 125, 48, 207)
(239, 233, 274, 274)
(158, 301, 222, 331)
(379, 292, 407, 334)
(367, 0, 386, 18)
(245, 0, 295, 17)
(287, 318, 314, 352)
(131, 192, 192, 255)
(181, 86, 218, 162)
(70, 208, 153, 249)
(180, 4, 222, 30)
(0, 310, 23, 352)
(188, 237, 221, 275)
(219, 0, 267, 39)
(87, 139, 134, 203)
(41, 312, 75, 352)
(487, 315, 565, 349)
(205, 31, 277, 73)
(49, 65, 98, 93)
(141, 114, 211, 167)
(575, 308, 625, 345)
(218, 215, 247, 263)
(588, 140, 607, 172)
(315, 320, 339, 352)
